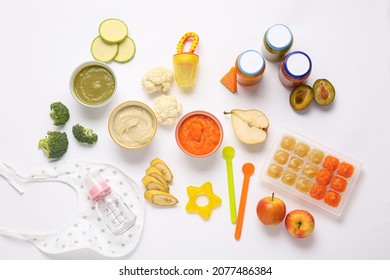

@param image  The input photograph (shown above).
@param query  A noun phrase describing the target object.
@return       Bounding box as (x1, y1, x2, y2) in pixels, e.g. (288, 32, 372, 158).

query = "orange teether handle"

(177, 32, 199, 54)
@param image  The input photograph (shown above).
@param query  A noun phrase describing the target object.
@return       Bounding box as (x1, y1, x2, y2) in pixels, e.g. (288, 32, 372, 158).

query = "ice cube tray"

(260, 128, 362, 216)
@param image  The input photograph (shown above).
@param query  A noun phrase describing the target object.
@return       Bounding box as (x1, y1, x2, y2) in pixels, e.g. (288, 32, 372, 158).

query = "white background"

(0, 0, 389, 261)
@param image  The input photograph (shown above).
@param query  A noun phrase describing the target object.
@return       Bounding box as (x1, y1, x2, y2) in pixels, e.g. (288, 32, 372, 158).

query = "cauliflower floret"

(154, 95, 183, 126)
(142, 66, 174, 94)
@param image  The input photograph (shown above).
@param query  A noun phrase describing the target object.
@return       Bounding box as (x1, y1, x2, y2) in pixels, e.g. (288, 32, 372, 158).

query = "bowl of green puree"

(70, 61, 117, 107)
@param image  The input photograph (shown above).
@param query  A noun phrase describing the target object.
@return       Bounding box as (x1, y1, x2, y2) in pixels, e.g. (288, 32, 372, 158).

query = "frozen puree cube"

(280, 136, 296, 151)
(324, 190, 341, 207)
(267, 163, 283, 179)
(274, 149, 289, 165)
(323, 155, 340, 171)
(331, 176, 348, 192)
(316, 168, 333, 186)
(296, 177, 312, 193)
(288, 156, 304, 172)
(310, 183, 327, 200)
(294, 142, 310, 158)
(309, 149, 325, 164)
(302, 162, 319, 179)
(337, 162, 354, 178)
(282, 170, 297, 186)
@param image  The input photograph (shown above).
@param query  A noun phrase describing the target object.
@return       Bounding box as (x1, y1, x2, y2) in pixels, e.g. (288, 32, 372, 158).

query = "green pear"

(224, 109, 269, 144)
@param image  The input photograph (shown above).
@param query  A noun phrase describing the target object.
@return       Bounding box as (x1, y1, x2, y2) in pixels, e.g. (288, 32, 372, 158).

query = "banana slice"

(145, 166, 169, 190)
(144, 190, 178, 206)
(150, 158, 174, 183)
(141, 175, 169, 192)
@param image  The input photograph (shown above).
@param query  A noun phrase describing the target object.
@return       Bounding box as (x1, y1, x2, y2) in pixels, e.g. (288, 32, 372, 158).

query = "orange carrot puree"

(324, 190, 341, 207)
(323, 155, 340, 171)
(337, 162, 354, 178)
(316, 168, 333, 186)
(331, 176, 348, 192)
(178, 114, 221, 156)
(309, 183, 327, 200)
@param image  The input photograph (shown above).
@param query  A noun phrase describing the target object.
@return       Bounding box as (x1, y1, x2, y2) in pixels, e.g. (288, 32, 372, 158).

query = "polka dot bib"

(0, 161, 145, 258)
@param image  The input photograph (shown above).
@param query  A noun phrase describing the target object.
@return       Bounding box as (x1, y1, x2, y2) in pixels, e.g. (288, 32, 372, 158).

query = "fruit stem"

(271, 192, 274, 201)
(223, 111, 232, 115)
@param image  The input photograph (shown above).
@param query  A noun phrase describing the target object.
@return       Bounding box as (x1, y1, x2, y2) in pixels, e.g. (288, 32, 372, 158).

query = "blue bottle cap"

(265, 24, 293, 51)
(283, 51, 312, 79)
(237, 50, 265, 76)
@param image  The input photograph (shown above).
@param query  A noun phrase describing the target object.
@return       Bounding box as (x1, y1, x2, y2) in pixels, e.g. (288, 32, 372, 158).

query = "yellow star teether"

(185, 181, 222, 220)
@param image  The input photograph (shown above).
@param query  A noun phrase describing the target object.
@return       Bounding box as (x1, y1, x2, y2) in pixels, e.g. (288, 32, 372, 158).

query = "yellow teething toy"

(185, 181, 222, 220)
(173, 32, 199, 88)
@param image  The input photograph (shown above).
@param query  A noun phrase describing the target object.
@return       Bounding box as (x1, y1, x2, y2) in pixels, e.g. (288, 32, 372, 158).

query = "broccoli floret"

(72, 124, 98, 145)
(38, 131, 69, 160)
(50, 102, 70, 126)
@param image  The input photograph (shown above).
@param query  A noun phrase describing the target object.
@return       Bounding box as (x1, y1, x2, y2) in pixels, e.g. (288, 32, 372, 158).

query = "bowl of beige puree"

(108, 101, 158, 149)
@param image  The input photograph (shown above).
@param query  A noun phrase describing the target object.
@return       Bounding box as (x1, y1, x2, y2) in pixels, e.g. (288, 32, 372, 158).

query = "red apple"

(256, 193, 286, 225)
(285, 209, 315, 238)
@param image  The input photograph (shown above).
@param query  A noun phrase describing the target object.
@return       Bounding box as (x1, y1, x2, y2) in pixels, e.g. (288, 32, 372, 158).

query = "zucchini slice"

(90, 36, 118, 62)
(99, 18, 128, 44)
(114, 36, 136, 63)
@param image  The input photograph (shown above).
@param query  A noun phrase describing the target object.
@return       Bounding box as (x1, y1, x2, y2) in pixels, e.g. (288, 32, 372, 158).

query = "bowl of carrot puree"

(175, 111, 223, 157)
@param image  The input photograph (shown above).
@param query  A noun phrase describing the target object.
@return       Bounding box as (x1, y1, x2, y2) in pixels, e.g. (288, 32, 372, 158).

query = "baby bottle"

(85, 172, 136, 235)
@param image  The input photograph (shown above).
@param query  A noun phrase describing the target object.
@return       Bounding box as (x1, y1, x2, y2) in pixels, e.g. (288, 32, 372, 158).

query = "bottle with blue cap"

(261, 24, 294, 62)
(235, 50, 266, 86)
(279, 51, 312, 88)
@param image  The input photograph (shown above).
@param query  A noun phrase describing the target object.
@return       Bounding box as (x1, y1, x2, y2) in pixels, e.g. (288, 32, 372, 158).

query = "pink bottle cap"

(84, 172, 112, 201)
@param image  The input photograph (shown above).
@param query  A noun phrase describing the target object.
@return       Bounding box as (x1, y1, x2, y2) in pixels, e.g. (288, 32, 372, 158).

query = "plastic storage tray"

(260, 128, 362, 216)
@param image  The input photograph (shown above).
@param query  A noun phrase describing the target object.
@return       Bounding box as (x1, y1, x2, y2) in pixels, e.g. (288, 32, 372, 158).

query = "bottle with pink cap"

(85, 172, 136, 235)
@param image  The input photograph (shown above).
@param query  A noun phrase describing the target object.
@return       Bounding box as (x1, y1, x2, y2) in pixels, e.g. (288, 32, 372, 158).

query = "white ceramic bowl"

(69, 61, 117, 108)
(108, 100, 158, 150)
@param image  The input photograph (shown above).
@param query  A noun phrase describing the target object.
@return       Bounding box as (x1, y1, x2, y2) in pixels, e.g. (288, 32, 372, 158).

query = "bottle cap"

(84, 172, 111, 201)
(283, 51, 312, 79)
(237, 50, 265, 77)
(265, 24, 293, 51)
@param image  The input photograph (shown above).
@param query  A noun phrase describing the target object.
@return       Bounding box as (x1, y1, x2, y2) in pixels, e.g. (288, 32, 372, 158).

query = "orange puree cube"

(310, 183, 327, 200)
(331, 176, 348, 192)
(337, 162, 354, 178)
(324, 190, 341, 208)
(323, 155, 340, 171)
(316, 168, 333, 186)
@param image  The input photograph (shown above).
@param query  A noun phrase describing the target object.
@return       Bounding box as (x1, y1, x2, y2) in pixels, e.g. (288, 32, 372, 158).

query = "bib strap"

(0, 162, 24, 194)
(0, 229, 29, 239)
(0, 161, 76, 194)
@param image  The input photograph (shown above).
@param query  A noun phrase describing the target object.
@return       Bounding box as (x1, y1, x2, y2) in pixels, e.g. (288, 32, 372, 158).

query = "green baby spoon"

(222, 146, 237, 224)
